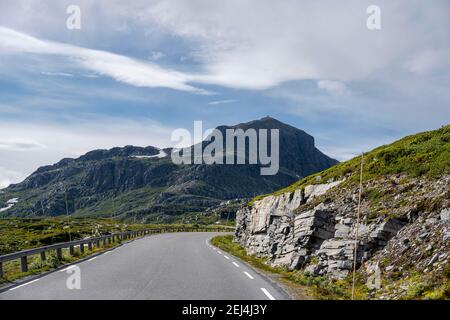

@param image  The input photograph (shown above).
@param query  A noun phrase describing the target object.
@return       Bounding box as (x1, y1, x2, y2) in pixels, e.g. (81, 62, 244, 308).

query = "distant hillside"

(0, 117, 337, 222)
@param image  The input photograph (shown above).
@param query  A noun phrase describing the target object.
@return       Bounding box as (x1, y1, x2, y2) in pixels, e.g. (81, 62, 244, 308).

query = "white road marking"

(243, 271, 254, 279)
(216, 251, 222, 254)
(60, 265, 77, 272)
(88, 257, 97, 261)
(224, 255, 230, 260)
(232, 262, 240, 268)
(9, 279, 40, 291)
(261, 288, 276, 300)
(103, 251, 111, 255)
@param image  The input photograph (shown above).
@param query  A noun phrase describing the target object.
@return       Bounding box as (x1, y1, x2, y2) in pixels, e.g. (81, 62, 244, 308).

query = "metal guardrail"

(0, 227, 229, 277)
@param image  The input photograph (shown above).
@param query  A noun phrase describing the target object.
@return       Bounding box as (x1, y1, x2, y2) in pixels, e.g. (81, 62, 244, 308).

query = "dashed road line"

(88, 257, 97, 262)
(261, 288, 276, 300)
(211, 244, 275, 300)
(9, 279, 40, 291)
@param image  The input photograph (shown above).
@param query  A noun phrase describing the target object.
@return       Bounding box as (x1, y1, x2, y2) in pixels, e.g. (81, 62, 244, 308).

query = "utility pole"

(352, 153, 364, 300)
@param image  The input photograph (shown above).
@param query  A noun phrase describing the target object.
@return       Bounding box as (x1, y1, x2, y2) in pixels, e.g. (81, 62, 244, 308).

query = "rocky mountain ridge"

(0, 117, 337, 222)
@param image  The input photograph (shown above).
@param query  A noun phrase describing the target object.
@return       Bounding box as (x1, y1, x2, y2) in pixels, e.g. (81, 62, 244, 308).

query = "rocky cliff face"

(235, 174, 449, 298)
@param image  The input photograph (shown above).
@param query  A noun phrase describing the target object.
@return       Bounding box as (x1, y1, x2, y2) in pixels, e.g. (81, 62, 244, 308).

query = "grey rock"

(335, 224, 350, 238)
(304, 180, 343, 201)
(440, 208, 450, 221)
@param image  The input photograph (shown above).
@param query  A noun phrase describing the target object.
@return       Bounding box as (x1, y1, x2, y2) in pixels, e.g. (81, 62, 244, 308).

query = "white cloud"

(405, 50, 450, 75)
(41, 71, 74, 77)
(317, 80, 350, 96)
(144, 0, 450, 89)
(0, 26, 206, 94)
(0, 138, 46, 151)
(208, 99, 236, 105)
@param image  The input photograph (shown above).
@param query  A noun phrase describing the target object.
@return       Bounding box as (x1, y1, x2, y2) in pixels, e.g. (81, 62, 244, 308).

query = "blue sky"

(0, 0, 449, 188)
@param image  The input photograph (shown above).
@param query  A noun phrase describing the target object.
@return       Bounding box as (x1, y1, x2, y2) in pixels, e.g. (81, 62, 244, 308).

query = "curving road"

(0, 232, 290, 300)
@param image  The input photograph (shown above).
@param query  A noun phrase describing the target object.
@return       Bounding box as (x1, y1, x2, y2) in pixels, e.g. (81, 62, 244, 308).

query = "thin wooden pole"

(352, 153, 364, 300)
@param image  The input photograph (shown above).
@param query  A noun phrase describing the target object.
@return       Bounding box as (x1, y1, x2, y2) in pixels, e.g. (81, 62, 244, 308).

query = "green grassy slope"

(252, 125, 450, 204)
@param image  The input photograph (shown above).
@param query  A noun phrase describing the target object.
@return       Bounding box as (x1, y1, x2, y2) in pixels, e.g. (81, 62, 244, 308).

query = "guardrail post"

(20, 256, 28, 272)
(0, 262, 3, 278)
(56, 248, 62, 260)
(69, 245, 75, 255)
(40, 251, 46, 262)
(80, 243, 84, 254)
(88, 242, 92, 251)
(96, 240, 100, 247)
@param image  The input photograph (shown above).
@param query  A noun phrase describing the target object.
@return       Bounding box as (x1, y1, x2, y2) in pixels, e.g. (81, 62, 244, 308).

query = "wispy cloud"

(317, 80, 350, 96)
(208, 99, 236, 105)
(0, 138, 46, 151)
(0, 26, 207, 94)
(41, 71, 73, 77)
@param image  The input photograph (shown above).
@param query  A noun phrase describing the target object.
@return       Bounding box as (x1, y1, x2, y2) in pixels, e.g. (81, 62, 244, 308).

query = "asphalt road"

(0, 232, 290, 300)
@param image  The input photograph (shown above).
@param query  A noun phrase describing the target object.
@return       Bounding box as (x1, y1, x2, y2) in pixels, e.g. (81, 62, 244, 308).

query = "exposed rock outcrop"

(235, 174, 449, 286)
